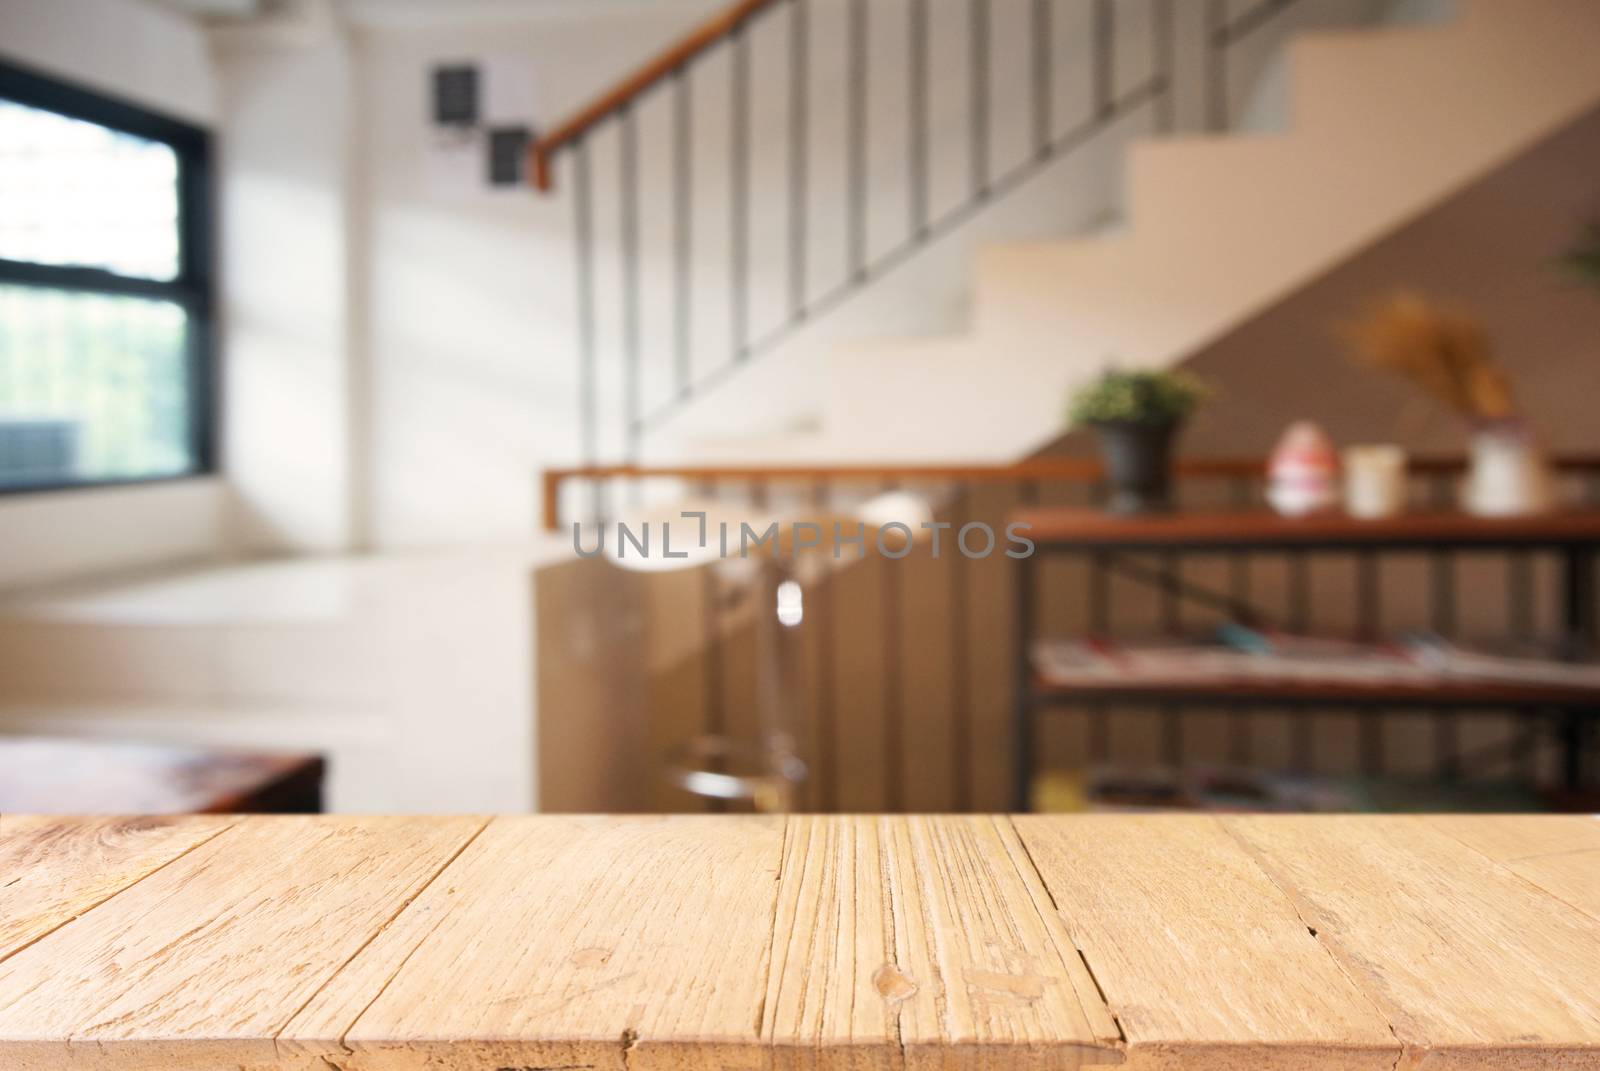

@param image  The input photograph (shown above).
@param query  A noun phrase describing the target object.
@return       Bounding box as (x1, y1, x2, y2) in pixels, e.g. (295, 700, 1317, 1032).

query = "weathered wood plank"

(1226, 815, 1600, 1069)
(1425, 815, 1600, 923)
(0, 815, 485, 1070)
(282, 815, 787, 1071)
(0, 814, 232, 964)
(762, 816, 1118, 1071)
(2, 816, 1599, 1070)
(1014, 814, 1398, 1071)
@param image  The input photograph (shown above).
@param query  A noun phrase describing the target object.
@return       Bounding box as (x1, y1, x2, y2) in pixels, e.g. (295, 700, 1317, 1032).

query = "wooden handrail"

(540, 454, 1600, 531)
(529, 0, 783, 191)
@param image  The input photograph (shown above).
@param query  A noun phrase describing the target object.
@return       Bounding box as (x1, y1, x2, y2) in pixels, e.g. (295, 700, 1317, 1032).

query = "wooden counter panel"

(0, 816, 485, 1070)
(1, 815, 1598, 1069)
(1225, 816, 1600, 1069)
(0, 814, 233, 964)
(1014, 814, 1399, 1070)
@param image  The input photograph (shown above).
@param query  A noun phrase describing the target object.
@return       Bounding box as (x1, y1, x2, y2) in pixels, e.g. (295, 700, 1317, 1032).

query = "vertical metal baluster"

(1290, 537, 1317, 776)
(1229, 477, 1251, 610)
(1229, 480, 1252, 761)
(1090, 550, 1111, 636)
(811, 480, 838, 810)
(571, 138, 600, 522)
(1013, 539, 1037, 812)
(1230, 699, 1252, 767)
(619, 105, 641, 463)
(1357, 549, 1380, 639)
(1508, 550, 1534, 641)
(1289, 550, 1310, 632)
(909, 0, 930, 238)
(1205, 0, 1227, 131)
(1433, 561, 1459, 780)
(1093, 0, 1114, 120)
(730, 24, 750, 360)
(1293, 711, 1314, 776)
(673, 71, 693, 400)
(1431, 552, 1456, 638)
(1163, 704, 1182, 769)
(882, 481, 904, 811)
(1161, 552, 1181, 635)
(1154, 0, 1175, 133)
(970, 0, 990, 199)
(1089, 546, 1110, 764)
(847, 0, 869, 280)
(789, 0, 808, 320)
(949, 484, 972, 810)
(1561, 545, 1596, 790)
(1357, 550, 1383, 776)
(1031, 0, 1052, 159)
(702, 565, 727, 813)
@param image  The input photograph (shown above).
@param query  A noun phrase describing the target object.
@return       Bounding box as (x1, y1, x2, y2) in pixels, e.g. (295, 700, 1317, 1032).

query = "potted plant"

(1561, 218, 1600, 287)
(1068, 368, 1207, 514)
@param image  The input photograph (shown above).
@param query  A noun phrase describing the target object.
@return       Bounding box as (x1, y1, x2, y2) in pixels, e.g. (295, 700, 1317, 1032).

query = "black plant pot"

(1092, 419, 1180, 514)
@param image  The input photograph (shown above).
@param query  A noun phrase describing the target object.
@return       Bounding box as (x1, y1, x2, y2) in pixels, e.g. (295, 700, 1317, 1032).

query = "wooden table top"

(1013, 506, 1600, 548)
(2, 814, 1597, 1069)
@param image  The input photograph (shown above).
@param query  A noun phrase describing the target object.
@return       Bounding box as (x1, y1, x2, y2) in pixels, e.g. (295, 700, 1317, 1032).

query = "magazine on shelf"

(1032, 627, 1600, 689)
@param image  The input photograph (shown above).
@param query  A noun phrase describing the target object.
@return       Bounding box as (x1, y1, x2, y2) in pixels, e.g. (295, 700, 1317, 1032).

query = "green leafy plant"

(1067, 368, 1208, 426)
(1562, 219, 1600, 289)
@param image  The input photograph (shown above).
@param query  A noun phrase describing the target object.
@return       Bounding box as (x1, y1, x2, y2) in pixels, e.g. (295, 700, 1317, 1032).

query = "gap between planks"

(271, 817, 495, 1055)
(1002, 816, 1127, 1044)
(1216, 818, 1406, 1071)
(0, 817, 238, 972)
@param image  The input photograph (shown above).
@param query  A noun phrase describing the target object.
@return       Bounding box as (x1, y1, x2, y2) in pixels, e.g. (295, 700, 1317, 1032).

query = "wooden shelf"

(1030, 672, 1600, 707)
(1015, 507, 1600, 549)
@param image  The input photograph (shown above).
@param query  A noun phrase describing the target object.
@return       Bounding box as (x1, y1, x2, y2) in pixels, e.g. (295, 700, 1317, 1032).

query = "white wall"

(0, 0, 216, 123)
(215, 33, 356, 552)
(0, 479, 223, 591)
(0, 0, 224, 591)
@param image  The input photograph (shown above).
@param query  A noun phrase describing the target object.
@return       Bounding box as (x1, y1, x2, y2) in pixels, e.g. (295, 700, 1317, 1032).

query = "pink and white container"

(1267, 421, 1339, 517)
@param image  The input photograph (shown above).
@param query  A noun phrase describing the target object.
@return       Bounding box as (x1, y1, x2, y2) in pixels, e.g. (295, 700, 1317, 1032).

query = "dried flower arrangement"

(1342, 292, 1517, 423)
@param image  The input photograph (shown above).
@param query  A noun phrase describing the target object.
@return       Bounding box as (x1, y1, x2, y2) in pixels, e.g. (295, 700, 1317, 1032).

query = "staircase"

(820, 0, 1600, 461)
(531, 0, 1600, 469)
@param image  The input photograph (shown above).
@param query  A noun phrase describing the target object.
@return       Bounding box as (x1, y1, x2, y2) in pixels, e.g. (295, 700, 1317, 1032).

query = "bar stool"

(602, 492, 934, 813)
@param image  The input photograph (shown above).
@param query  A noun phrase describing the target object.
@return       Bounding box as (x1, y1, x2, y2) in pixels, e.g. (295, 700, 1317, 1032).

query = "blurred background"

(2, 0, 1599, 816)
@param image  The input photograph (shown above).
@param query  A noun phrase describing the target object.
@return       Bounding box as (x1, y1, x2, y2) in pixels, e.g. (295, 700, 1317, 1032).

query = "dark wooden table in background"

(0, 737, 323, 813)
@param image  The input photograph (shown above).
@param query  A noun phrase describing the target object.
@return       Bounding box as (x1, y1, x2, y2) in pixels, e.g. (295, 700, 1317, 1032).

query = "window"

(0, 61, 213, 492)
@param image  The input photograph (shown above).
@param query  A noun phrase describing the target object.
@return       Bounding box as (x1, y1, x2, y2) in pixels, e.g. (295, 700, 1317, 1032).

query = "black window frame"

(0, 58, 216, 495)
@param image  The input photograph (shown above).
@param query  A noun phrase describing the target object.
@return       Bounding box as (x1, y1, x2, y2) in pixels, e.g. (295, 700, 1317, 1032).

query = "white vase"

(1462, 425, 1552, 517)
(1343, 445, 1407, 519)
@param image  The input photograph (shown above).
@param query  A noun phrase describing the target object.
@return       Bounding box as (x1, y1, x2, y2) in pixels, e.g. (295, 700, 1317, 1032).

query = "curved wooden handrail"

(529, 0, 784, 191)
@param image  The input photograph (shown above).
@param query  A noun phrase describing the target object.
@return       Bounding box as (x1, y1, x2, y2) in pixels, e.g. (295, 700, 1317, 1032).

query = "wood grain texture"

(762, 816, 1119, 1071)
(1425, 814, 1600, 924)
(0, 815, 232, 964)
(1225, 815, 1600, 1069)
(3, 816, 1600, 1070)
(1014, 814, 1398, 1070)
(0, 815, 484, 1070)
(283, 815, 787, 1071)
